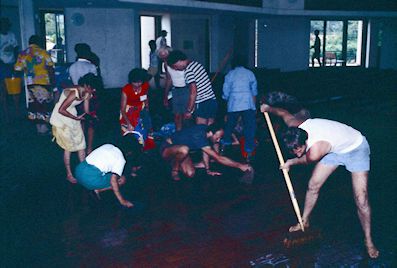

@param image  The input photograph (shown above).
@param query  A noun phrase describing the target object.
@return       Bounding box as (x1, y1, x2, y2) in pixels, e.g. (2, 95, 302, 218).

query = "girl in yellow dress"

(50, 73, 101, 183)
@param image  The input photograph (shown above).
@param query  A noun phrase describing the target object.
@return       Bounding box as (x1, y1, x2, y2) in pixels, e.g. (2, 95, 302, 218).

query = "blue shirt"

(222, 66, 257, 112)
(171, 124, 209, 150)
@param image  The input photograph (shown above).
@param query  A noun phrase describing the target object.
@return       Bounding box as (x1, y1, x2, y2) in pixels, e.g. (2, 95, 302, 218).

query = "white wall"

(65, 8, 139, 88)
(171, 14, 209, 68)
(18, 0, 35, 49)
(257, 16, 310, 71)
(209, 14, 235, 73)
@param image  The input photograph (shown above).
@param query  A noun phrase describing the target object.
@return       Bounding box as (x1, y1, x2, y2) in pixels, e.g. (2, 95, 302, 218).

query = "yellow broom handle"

(263, 112, 305, 232)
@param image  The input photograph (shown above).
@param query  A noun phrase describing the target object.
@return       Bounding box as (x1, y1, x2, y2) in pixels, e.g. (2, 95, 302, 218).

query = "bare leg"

(196, 116, 214, 126)
(64, 150, 77, 183)
(180, 154, 195, 178)
(351, 171, 379, 258)
(94, 176, 126, 199)
(77, 149, 86, 162)
(162, 145, 191, 181)
(290, 163, 338, 231)
(174, 113, 183, 131)
(87, 126, 94, 155)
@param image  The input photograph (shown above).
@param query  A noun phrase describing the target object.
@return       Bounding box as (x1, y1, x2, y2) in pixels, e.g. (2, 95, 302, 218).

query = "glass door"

(42, 11, 66, 64)
(325, 21, 343, 66)
(346, 20, 363, 66)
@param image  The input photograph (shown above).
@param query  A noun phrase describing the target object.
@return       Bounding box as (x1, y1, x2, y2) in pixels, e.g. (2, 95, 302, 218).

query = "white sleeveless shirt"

(299, 118, 363, 154)
(166, 66, 186, 87)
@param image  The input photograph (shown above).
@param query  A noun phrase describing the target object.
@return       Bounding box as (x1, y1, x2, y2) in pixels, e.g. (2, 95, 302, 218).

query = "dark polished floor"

(1, 70, 396, 267)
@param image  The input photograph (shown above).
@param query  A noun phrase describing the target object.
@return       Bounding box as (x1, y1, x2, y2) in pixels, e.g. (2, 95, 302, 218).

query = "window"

(41, 11, 66, 65)
(309, 20, 324, 67)
(309, 19, 365, 67)
(347, 20, 363, 66)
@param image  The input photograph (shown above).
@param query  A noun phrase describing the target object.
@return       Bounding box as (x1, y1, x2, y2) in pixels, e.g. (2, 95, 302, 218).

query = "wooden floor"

(1, 72, 396, 267)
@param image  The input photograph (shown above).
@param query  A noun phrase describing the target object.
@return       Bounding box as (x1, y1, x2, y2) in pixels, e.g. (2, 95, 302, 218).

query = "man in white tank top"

(163, 60, 189, 131)
(261, 103, 379, 259)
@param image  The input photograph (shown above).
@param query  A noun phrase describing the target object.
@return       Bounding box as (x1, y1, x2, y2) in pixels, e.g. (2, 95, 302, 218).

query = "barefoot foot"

(66, 174, 77, 184)
(365, 240, 379, 259)
(289, 221, 309, 232)
(194, 161, 205, 169)
(171, 170, 181, 181)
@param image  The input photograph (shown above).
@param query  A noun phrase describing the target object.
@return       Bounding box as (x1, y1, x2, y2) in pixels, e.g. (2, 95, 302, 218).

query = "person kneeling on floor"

(161, 122, 252, 181)
(75, 136, 135, 208)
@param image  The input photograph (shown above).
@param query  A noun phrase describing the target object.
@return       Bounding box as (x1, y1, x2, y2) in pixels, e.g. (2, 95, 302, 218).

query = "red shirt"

(120, 82, 150, 128)
(122, 82, 149, 107)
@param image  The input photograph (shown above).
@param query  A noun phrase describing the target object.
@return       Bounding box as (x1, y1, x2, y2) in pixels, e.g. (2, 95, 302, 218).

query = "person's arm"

(281, 141, 331, 171)
(281, 155, 308, 172)
(222, 75, 230, 101)
(184, 82, 197, 119)
(202, 150, 222, 176)
(251, 75, 258, 107)
(306, 141, 331, 162)
(260, 104, 303, 127)
(83, 92, 92, 114)
(44, 50, 55, 85)
(58, 90, 85, 120)
(202, 146, 251, 172)
(144, 98, 149, 111)
(163, 68, 172, 108)
(120, 91, 133, 131)
(110, 174, 133, 208)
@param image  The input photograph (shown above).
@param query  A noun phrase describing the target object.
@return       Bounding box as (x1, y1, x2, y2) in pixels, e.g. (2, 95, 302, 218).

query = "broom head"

(283, 227, 322, 249)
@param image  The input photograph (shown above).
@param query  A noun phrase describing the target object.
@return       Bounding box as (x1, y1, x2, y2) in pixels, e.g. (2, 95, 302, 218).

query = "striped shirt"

(184, 61, 215, 103)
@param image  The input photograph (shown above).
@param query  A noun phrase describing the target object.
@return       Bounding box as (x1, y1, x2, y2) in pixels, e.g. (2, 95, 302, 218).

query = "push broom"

(263, 111, 305, 231)
(263, 111, 321, 248)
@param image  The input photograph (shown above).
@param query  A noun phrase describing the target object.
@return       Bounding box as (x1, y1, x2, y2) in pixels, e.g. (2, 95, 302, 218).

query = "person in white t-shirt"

(0, 18, 18, 66)
(163, 59, 188, 131)
(75, 142, 133, 208)
(260, 103, 379, 259)
(69, 45, 97, 85)
(155, 30, 168, 52)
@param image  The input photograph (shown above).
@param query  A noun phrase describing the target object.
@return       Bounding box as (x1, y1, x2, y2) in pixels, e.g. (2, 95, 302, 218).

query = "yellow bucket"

(5, 77, 22, 95)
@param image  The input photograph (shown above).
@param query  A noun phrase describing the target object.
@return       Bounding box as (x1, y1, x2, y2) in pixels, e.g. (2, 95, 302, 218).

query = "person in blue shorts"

(75, 141, 133, 208)
(261, 103, 379, 259)
(167, 50, 217, 126)
(161, 123, 251, 181)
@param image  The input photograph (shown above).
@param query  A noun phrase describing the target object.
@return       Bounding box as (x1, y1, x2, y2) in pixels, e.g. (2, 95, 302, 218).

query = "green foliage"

(309, 20, 362, 63)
